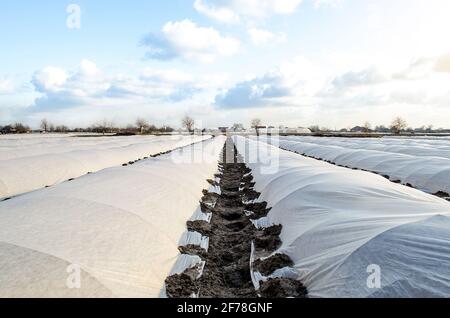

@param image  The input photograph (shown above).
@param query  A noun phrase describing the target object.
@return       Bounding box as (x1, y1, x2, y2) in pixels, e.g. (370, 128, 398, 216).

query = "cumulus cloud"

(78, 59, 100, 77)
(247, 28, 286, 46)
(194, 0, 303, 22)
(215, 56, 324, 108)
(214, 50, 450, 114)
(194, 0, 240, 24)
(32, 67, 68, 93)
(30, 60, 208, 111)
(142, 19, 240, 63)
(331, 67, 389, 89)
(215, 72, 292, 108)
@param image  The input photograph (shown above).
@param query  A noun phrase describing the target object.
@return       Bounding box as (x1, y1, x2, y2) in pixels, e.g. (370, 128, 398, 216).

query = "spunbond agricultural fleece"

(234, 136, 450, 298)
(255, 136, 450, 195)
(0, 134, 211, 199)
(0, 136, 225, 298)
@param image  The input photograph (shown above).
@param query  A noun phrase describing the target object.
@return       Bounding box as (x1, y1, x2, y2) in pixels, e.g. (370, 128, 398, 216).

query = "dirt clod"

(165, 273, 198, 298)
(259, 278, 308, 298)
(254, 254, 294, 276)
(186, 220, 213, 236)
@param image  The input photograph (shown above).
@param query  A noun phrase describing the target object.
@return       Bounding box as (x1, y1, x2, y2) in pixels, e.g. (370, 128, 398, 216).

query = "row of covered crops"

(235, 136, 450, 298)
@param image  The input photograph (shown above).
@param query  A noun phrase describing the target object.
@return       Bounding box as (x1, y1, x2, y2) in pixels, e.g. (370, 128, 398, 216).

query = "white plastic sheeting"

(256, 136, 450, 195)
(0, 136, 226, 298)
(0, 134, 211, 199)
(234, 136, 450, 298)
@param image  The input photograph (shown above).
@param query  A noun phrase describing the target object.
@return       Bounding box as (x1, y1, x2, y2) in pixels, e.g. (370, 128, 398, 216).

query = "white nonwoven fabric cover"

(233, 136, 450, 298)
(0, 135, 211, 199)
(0, 136, 225, 298)
(255, 136, 450, 195)
(281, 136, 450, 160)
(0, 134, 170, 161)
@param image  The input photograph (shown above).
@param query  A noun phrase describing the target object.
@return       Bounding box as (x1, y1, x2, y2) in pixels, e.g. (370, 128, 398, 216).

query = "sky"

(0, 0, 450, 129)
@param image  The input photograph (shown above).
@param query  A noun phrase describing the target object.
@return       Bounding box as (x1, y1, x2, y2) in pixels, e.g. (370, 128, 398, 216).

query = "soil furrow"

(165, 138, 307, 298)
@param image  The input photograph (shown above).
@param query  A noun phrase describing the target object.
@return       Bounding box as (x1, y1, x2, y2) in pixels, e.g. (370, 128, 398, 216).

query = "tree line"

(308, 117, 448, 135)
(1, 115, 448, 135)
(0, 117, 190, 135)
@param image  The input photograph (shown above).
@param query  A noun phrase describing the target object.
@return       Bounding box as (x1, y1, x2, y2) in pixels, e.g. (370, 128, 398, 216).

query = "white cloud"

(194, 0, 303, 22)
(312, 0, 341, 8)
(79, 59, 100, 77)
(143, 19, 240, 63)
(435, 52, 450, 73)
(393, 58, 435, 80)
(331, 67, 389, 89)
(214, 51, 450, 128)
(247, 28, 286, 46)
(216, 56, 323, 108)
(32, 66, 68, 93)
(0, 78, 15, 95)
(215, 71, 292, 108)
(29, 60, 224, 116)
(194, 0, 239, 24)
(19, 61, 229, 128)
(318, 56, 450, 117)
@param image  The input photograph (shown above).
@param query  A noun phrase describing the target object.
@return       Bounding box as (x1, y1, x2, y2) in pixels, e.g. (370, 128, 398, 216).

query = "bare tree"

(136, 118, 150, 134)
(390, 117, 408, 135)
(308, 125, 320, 133)
(55, 125, 69, 133)
(181, 115, 195, 133)
(14, 123, 30, 134)
(232, 123, 244, 132)
(363, 121, 372, 133)
(251, 118, 262, 136)
(96, 119, 115, 135)
(40, 119, 49, 132)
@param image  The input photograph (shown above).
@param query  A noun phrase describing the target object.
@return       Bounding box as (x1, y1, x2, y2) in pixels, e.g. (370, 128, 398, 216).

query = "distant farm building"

(269, 127, 312, 135)
(350, 126, 368, 133)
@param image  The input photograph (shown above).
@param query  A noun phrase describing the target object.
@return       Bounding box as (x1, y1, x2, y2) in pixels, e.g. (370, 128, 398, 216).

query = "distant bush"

(1, 123, 30, 134)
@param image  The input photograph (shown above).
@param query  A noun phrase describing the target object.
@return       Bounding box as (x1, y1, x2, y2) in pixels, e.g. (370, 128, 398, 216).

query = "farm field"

(282, 136, 450, 160)
(0, 134, 211, 200)
(235, 136, 450, 298)
(256, 136, 450, 198)
(0, 136, 225, 297)
(1, 135, 450, 298)
(3, 0, 450, 307)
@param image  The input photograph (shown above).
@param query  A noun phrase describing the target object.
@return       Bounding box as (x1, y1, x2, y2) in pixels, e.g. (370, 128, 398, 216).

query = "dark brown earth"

(165, 138, 307, 298)
(254, 254, 294, 276)
(259, 278, 308, 298)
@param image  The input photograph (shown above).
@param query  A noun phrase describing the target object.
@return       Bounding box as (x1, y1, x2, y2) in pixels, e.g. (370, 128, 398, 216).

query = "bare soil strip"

(165, 138, 307, 298)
